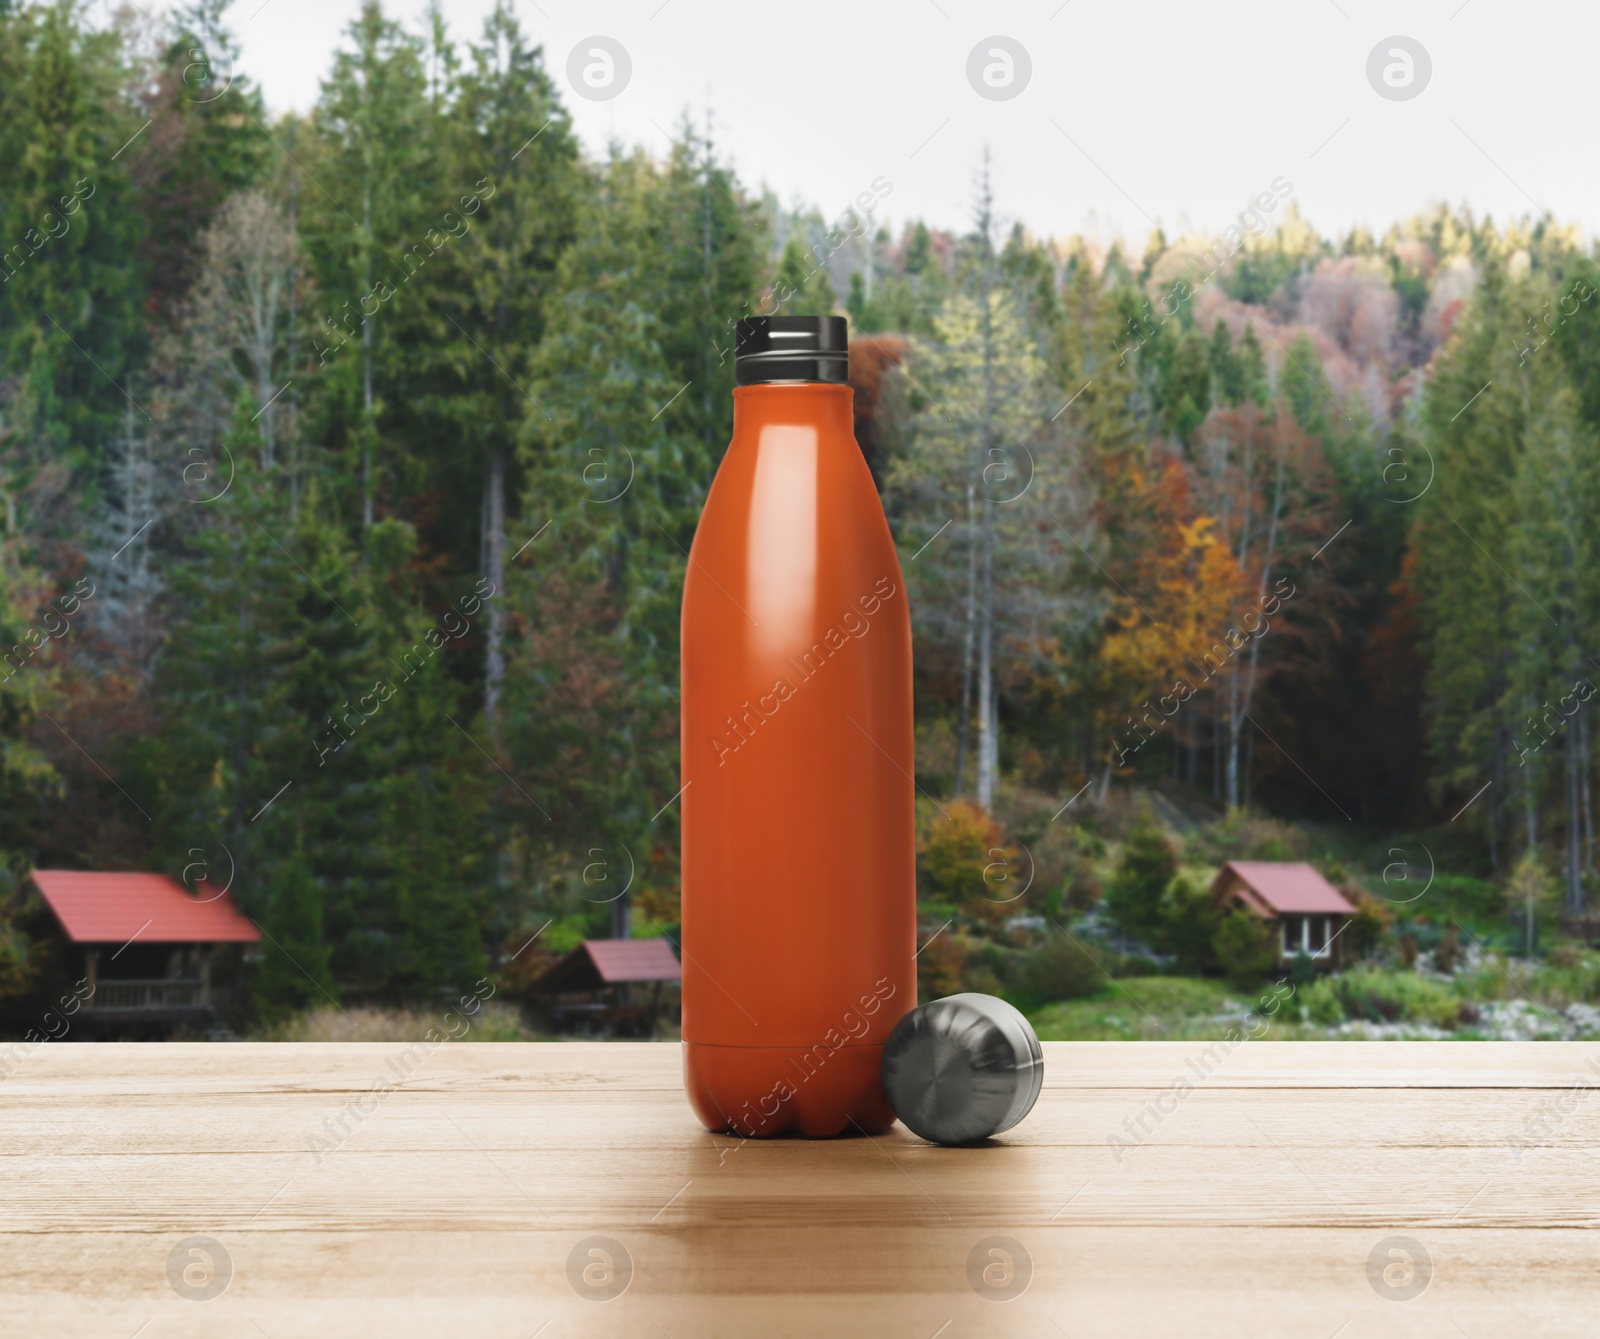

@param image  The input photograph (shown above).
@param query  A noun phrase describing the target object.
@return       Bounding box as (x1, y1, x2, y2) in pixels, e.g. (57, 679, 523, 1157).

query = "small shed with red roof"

(31, 870, 259, 1029)
(531, 938, 681, 1036)
(1211, 861, 1357, 968)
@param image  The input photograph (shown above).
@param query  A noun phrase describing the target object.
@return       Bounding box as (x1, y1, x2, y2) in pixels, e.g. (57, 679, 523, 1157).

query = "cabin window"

(1309, 917, 1329, 953)
(1281, 916, 1299, 954)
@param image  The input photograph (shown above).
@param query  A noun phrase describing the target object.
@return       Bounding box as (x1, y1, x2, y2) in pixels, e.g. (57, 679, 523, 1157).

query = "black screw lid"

(734, 315, 849, 385)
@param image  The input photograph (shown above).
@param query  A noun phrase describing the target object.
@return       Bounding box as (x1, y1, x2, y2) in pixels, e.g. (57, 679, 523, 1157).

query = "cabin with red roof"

(531, 937, 681, 1036)
(31, 870, 260, 1033)
(1210, 861, 1357, 969)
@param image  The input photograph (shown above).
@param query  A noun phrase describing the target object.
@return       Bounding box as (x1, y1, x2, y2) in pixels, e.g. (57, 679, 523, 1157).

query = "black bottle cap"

(734, 315, 849, 385)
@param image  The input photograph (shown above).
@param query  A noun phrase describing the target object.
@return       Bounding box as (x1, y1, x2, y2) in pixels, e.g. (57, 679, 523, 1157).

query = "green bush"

(1302, 967, 1462, 1029)
(1425, 874, 1505, 927)
(1286, 950, 1318, 989)
(1212, 908, 1279, 989)
(1018, 932, 1105, 1003)
(964, 936, 1022, 997)
(1104, 819, 1177, 942)
(1185, 814, 1308, 865)
(1342, 893, 1391, 961)
(1517, 948, 1600, 1007)
(1158, 875, 1220, 973)
(1300, 977, 1344, 1026)
(920, 799, 1014, 923)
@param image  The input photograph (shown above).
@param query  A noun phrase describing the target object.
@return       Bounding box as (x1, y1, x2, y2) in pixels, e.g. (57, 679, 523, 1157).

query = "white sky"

(170, 0, 1600, 247)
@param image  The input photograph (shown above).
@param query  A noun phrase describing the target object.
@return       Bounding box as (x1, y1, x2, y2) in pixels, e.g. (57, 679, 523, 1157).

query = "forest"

(1, 0, 1596, 1029)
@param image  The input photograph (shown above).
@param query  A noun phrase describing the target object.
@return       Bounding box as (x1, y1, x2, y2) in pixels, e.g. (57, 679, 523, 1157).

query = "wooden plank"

(1, 1041, 1595, 1336)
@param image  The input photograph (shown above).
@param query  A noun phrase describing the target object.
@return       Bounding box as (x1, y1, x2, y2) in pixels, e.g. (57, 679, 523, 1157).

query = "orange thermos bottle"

(680, 315, 915, 1137)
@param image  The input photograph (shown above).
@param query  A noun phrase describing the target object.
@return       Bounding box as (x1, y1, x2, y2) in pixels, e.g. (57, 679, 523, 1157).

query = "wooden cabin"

(531, 937, 681, 1036)
(1211, 861, 1357, 969)
(31, 870, 260, 1034)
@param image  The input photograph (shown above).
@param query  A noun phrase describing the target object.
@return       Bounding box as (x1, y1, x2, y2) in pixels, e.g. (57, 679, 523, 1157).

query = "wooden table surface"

(3, 1040, 1595, 1337)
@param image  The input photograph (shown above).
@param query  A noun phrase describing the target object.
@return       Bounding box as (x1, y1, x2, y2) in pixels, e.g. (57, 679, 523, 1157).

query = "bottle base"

(683, 1041, 897, 1138)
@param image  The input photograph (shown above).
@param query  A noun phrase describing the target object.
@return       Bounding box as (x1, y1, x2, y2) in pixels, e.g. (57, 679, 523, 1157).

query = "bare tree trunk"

(105, 395, 156, 640)
(974, 155, 998, 812)
(1525, 753, 1539, 852)
(954, 483, 976, 796)
(1226, 673, 1241, 810)
(484, 445, 506, 733)
(361, 172, 374, 528)
(1581, 711, 1594, 879)
(288, 170, 299, 520)
(1226, 428, 1287, 809)
(1203, 703, 1216, 799)
(988, 683, 1000, 797)
(1567, 714, 1582, 913)
(977, 493, 997, 809)
(256, 339, 276, 467)
(245, 217, 283, 470)
(1489, 721, 1503, 874)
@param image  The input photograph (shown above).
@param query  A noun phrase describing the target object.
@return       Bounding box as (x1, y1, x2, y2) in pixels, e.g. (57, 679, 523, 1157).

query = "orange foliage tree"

(919, 798, 1022, 925)
(1090, 453, 1249, 786)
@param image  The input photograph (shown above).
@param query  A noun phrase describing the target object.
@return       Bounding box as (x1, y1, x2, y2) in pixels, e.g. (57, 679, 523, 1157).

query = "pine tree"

(0, 0, 144, 485)
(1104, 816, 1176, 943)
(650, 115, 765, 493)
(503, 143, 725, 927)
(390, 1, 584, 734)
(254, 829, 334, 1020)
(890, 179, 1061, 809)
(306, 0, 437, 527)
(1411, 255, 1548, 861)
(132, 1, 272, 325)
(775, 233, 836, 316)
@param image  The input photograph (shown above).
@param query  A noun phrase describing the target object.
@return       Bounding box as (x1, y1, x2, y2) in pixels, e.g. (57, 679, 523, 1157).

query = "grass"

(1029, 957, 1600, 1041)
(1029, 976, 1257, 1041)
(248, 1001, 684, 1042)
(253, 1001, 547, 1043)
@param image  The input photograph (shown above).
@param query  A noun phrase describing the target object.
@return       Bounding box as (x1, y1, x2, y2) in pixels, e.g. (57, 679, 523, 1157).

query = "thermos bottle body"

(680, 316, 915, 1137)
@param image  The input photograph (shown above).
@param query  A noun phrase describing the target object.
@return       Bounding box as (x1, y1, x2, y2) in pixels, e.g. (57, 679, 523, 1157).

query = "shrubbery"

(1341, 892, 1391, 961)
(1299, 967, 1463, 1029)
(1157, 876, 1219, 974)
(1212, 908, 1280, 988)
(1017, 933, 1105, 1003)
(919, 799, 1016, 924)
(914, 798, 1599, 1036)
(1103, 817, 1177, 942)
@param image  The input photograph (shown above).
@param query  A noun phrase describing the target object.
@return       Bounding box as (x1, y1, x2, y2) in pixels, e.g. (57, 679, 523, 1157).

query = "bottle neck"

(731, 382, 855, 439)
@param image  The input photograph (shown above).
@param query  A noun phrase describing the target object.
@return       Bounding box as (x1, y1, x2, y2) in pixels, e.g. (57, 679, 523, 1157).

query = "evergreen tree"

(255, 830, 333, 1019)
(132, 1, 272, 325)
(0, 0, 144, 485)
(1161, 324, 1212, 441)
(892, 273, 1056, 808)
(651, 117, 765, 487)
(1411, 256, 1550, 866)
(775, 233, 836, 316)
(1104, 819, 1176, 942)
(421, 0, 580, 729)
(305, 0, 438, 527)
